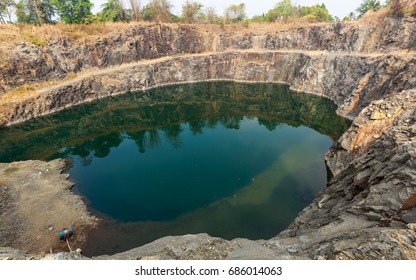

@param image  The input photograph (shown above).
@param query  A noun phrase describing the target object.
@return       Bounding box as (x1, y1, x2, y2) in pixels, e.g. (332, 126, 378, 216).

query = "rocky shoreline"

(1, 15, 416, 259)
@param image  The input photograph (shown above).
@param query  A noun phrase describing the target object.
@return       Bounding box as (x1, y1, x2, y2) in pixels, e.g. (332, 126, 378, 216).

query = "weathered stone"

(371, 111, 387, 120)
(0, 247, 29, 260)
(354, 168, 372, 186)
(407, 224, 416, 231)
(42, 252, 90, 260)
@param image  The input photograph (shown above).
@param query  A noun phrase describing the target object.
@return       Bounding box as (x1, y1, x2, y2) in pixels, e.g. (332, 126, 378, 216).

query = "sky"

(91, 0, 369, 20)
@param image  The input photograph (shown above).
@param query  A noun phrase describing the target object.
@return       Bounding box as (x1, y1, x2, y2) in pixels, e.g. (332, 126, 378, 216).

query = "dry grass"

(202, 18, 326, 35)
(0, 24, 21, 43)
(247, 18, 329, 34)
(390, 0, 416, 16)
(0, 21, 207, 46)
(357, 8, 391, 26)
(0, 22, 153, 46)
(9, 84, 37, 95)
(1, 72, 80, 102)
(63, 73, 78, 81)
(21, 33, 46, 47)
(0, 47, 10, 63)
(0, 18, 331, 47)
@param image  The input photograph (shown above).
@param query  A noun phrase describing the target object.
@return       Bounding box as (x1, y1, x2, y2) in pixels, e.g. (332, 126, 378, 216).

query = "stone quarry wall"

(1, 13, 416, 260)
(1, 51, 415, 128)
(0, 25, 209, 92)
(1, 15, 415, 92)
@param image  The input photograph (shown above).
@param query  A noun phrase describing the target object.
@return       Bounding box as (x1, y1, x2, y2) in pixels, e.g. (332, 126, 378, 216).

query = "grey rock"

(0, 247, 29, 260)
(42, 252, 90, 260)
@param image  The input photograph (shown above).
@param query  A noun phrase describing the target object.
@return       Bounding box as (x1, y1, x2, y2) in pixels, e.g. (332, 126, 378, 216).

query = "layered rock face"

(1, 13, 416, 259)
(1, 15, 415, 92)
(1, 51, 415, 128)
(276, 90, 416, 259)
(0, 25, 209, 92)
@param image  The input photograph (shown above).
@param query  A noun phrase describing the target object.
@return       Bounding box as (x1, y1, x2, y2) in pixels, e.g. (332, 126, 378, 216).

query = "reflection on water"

(0, 82, 351, 256)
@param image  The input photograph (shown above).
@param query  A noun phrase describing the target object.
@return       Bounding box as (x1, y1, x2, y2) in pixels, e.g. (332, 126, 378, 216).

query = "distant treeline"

(0, 0, 413, 25)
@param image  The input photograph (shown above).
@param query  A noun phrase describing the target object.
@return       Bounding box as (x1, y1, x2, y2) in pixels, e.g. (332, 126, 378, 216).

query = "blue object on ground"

(59, 227, 74, 240)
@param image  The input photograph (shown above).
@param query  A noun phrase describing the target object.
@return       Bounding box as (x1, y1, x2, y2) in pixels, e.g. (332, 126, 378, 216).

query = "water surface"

(0, 82, 350, 255)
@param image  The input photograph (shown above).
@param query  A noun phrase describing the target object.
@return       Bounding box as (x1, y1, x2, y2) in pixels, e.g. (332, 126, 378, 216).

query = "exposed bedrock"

(1, 15, 415, 92)
(1, 50, 415, 129)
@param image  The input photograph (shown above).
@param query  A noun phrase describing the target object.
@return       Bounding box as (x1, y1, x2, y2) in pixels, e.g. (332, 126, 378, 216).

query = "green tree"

(343, 11, 356, 21)
(0, 0, 15, 23)
(97, 0, 129, 22)
(16, 0, 55, 24)
(52, 0, 92, 24)
(266, 0, 296, 22)
(181, 1, 203, 23)
(225, 3, 246, 23)
(250, 14, 268, 23)
(355, 0, 381, 18)
(299, 3, 330, 22)
(141, 0, 172, 22)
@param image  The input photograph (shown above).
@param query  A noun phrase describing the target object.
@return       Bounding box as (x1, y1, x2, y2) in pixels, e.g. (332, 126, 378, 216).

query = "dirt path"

(0, 159, 97, 254)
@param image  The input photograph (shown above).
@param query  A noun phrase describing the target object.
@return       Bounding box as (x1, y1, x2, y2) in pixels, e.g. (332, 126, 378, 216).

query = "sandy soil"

(0, 159, 98, 254)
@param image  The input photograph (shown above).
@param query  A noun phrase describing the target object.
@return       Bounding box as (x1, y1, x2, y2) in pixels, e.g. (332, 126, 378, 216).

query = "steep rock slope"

(1, 15, 415, 92)
(1, 51, 415, 128)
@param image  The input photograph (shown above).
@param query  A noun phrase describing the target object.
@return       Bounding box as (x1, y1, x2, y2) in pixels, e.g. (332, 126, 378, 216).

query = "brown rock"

(400, 193, 416, 212)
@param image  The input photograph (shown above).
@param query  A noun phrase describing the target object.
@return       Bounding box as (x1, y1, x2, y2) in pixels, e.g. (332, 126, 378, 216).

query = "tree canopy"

(51, 0, 92, 24)
(181, 1, 203, 23)
(0, 0, 14, 23)
(16, 0, 55, 24)
(356, 0, 381, 18)
(97, 0, 128, 22)
(141, 0, 172, 22)
(225, 3, 246, 23)
(5, 0, 413, 26)
(266, 0, 297, 21)
(299, 4, 330, 22)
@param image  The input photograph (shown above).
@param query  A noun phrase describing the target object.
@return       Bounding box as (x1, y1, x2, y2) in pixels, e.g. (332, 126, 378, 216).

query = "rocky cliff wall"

(217, 16, 416, 53)
(1, 15, 415, 92)
(0, 24, 210, 92)
(1, 50, 415, 129)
